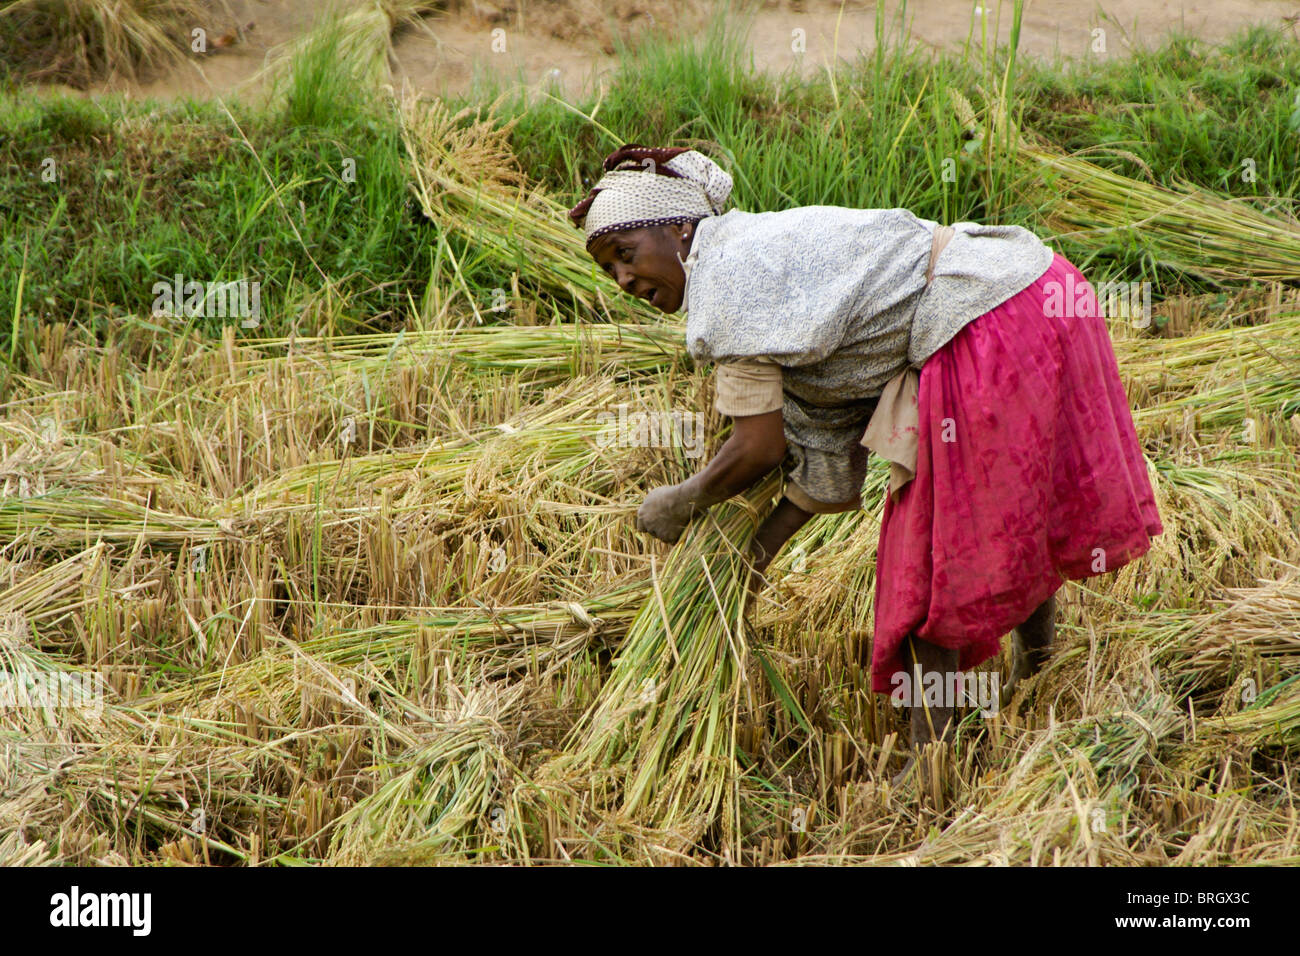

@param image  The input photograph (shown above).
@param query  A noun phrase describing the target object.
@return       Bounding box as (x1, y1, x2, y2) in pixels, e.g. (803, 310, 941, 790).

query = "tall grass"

(7, 3, 1300, 360)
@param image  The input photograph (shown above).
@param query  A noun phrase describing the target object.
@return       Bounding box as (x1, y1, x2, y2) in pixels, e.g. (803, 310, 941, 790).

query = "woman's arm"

(681, 409, 787, 507)
(635, 409, 815, 600)
(635, 409, 787, 541)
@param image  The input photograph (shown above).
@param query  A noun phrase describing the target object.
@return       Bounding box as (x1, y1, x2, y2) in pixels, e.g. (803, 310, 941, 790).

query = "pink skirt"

(869, 253, 1163, 693)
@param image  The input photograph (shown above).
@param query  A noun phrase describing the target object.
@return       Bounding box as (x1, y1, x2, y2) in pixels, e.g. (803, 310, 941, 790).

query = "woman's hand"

(634, 409, 788, 544)
(636, 483, 699, 543)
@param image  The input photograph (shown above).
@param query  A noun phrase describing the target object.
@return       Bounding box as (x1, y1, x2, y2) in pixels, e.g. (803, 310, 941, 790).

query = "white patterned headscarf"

(568, 144, 734, 245)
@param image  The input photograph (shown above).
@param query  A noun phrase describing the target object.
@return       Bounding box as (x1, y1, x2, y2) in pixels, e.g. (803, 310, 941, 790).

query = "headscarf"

(567, 144, 733, 245)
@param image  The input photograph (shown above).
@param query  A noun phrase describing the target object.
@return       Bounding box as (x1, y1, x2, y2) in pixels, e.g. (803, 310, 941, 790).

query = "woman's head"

(568, 143, 732, 313)
(587, 220, 699, 314)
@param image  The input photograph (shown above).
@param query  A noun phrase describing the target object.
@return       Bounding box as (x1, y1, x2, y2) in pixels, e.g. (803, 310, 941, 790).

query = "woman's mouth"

(646, 288, 658, 306)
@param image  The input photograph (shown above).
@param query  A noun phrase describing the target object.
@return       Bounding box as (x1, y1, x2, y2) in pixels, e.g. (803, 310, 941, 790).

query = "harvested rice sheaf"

(0, 0, 207, 87)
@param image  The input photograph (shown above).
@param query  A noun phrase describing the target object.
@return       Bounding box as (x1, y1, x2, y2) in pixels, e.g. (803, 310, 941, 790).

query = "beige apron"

(860, 225, 955, 502)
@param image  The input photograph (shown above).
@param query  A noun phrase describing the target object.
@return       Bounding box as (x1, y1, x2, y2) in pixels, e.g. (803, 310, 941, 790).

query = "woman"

(568, 143, 1163, 770)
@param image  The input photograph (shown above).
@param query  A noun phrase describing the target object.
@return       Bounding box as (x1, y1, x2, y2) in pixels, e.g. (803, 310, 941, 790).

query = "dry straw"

(0, 0, 207, 86)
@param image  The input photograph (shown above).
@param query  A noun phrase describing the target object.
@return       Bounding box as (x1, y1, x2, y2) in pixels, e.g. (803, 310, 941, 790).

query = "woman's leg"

(890, 634, 959, 788)
(744, 496, 814, 611)
(1005, 595, 1056, 703)
(892, 599, 1054, 787)
(901, 634, 959, 746)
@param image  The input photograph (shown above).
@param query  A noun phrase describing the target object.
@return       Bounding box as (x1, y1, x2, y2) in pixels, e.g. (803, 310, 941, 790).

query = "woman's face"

(588, 222, 696, 314)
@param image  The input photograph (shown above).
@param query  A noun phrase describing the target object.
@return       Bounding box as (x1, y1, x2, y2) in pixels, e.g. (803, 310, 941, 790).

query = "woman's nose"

(614, 265, 636, 293)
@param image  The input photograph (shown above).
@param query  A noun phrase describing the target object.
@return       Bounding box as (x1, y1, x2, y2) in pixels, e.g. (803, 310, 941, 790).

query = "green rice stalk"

(400, 97, 662, 322)
(544, 474, 785, 857)
(951, 87, 1300, 284)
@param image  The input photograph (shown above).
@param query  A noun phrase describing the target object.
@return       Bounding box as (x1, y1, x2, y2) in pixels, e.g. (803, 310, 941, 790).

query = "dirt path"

(69, 0, 1300, 103)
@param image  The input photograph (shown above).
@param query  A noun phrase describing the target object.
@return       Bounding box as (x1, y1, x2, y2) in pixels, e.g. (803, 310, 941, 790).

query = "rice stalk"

(220, 322, 683, 384)
(0, 487, 226, 548)
(0, 0, 206, 87)
(952, 87, 1300, 284)
(400, 96, 662, 322)
(540, 474, 786, 859)
(221, 375, 657, 515)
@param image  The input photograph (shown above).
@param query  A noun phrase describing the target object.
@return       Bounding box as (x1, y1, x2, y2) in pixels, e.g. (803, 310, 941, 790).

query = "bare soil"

(41, 0, 1300, 104)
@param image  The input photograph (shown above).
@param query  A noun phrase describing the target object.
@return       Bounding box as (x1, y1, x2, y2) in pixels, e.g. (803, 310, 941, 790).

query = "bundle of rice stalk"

(544, 473, 804, 858)
(1155, 454, 1300, 556)
(144, 584, 646, 718)
(1014, 140, 1300, 284)
(1133, 377, 1300, 434)
(226, 323, 683, 385)
(4, 725, 274, 863)
(1, 416, 210, 516)
(212, 374, 697, 616)
(0, 0, 205, 87)
(1196, 568, 1300, 671)
(128, 585, 644, 862)
(0, 635, 271, 862)
(325, 665, 544, 865)
(876, 684, 1185, 865)
(951, 88, 1300, 284)
(1119, 310, 1300, 435)
(1116, 566, 1300, 697)
(258, 0, 443, 91)
(98, 586, 642, 861)
(1117, 312, 1300, 377)
(1183, 675, 1300, 755)
(1117, 310, 1300, 408)
(221, 375, 652, 515)
(400, 97, 662, 322)
(0, 487, 226, 549)
(1110, 452, 1300, 603)
(312, 583, 647, 680)
(0, 543, 106, 624)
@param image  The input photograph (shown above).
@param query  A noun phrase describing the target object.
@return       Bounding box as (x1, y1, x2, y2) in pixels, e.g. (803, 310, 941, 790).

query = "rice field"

(1, 0, 1299, 867)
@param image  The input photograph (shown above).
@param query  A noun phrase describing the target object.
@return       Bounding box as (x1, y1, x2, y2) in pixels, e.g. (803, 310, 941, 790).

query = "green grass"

(458, 0, 989, 225)
(1019, 26, 1300, 203)
(448, 2, 1300, 296)
(3, 0, 1300, 365)
(0, 19, 432, 349)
